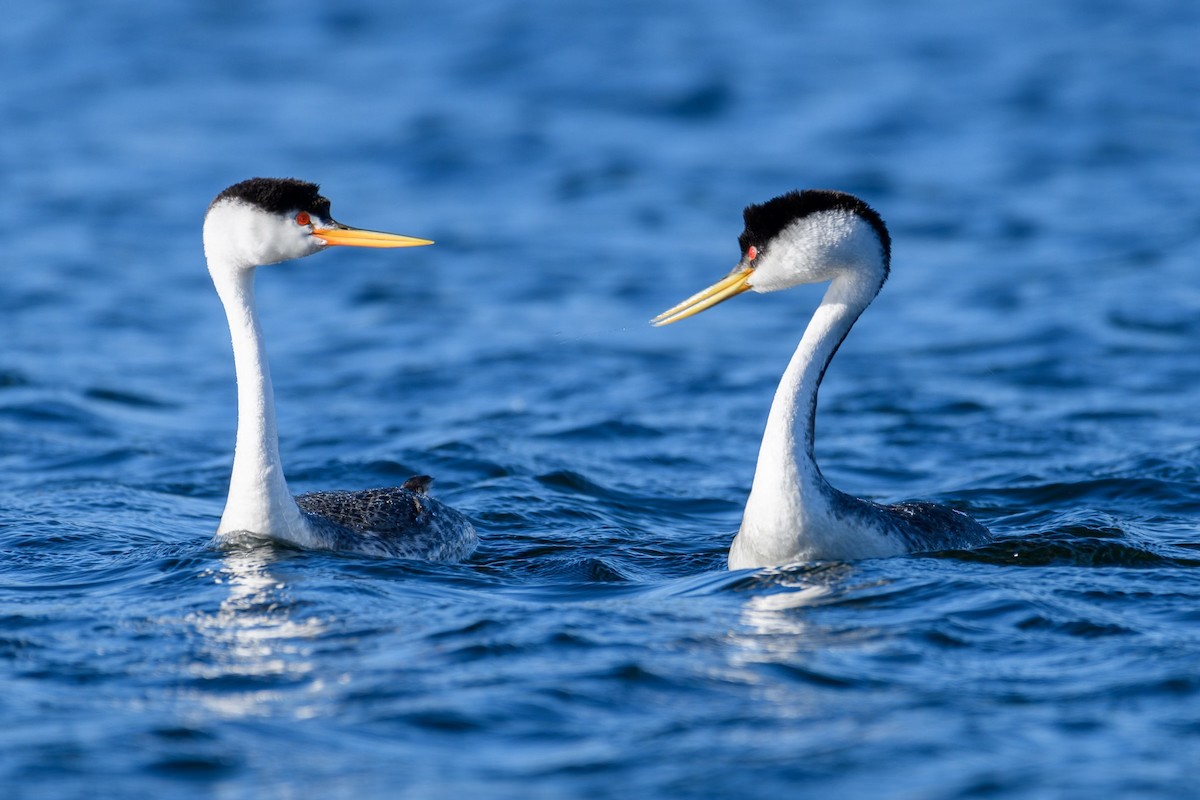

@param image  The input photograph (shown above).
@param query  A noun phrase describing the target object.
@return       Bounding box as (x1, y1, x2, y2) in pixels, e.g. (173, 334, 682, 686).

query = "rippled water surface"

(3, 1, 1200, 797)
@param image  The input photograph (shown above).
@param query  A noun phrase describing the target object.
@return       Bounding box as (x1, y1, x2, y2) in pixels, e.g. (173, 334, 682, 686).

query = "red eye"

(747, 245, 758, 261)
(295, 212, 311, 226)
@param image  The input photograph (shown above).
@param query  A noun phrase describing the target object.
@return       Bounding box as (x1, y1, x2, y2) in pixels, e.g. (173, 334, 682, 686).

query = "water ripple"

(4, 0, 1200, 797)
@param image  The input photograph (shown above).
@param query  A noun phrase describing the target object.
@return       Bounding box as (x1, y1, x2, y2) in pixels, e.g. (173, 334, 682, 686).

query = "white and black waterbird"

(653, 190, 990, 569)
(204, 177, 476, 560)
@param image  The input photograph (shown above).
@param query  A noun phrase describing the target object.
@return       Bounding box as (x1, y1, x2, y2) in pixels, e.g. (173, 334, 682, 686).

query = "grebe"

(204, 177, 476, 561)
(653, 190, 989, 568)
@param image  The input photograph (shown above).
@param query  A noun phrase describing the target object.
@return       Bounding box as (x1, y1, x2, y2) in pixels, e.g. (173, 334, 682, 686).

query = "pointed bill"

(312, 222, 433, 248)
(650, 266, 755, 326)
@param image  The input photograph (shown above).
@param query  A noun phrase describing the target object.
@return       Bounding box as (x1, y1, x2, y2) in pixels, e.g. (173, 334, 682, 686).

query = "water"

(3, 0, 1200, 796)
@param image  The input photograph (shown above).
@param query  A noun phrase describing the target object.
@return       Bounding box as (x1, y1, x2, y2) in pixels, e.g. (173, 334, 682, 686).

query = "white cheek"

(747, 237, 827, 292)
(258, 220, 317, 263)
(747, 260, 795, 293)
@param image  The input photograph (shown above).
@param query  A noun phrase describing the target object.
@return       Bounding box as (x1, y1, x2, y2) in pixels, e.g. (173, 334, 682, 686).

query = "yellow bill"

(313, 223, 433, 248)
(651, 266, 755, 326)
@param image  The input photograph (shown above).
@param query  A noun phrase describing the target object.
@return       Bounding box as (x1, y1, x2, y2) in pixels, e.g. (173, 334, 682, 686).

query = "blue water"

(4, 1, 1200, 797)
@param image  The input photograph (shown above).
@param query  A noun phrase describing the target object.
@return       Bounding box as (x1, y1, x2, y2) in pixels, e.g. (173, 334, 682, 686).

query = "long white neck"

(210, 263, 309, 539)
(729, 270, 884, 567)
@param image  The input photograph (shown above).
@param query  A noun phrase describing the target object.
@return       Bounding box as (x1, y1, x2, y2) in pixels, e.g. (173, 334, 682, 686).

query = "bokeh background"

(3, 1, 1200, 798)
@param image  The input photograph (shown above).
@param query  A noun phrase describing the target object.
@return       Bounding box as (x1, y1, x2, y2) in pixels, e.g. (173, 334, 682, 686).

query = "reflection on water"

(736, 563, 858, 635)
(715, 565, 866, 723)
(729, 564, 860, 660)
(186, 543, 329, 720)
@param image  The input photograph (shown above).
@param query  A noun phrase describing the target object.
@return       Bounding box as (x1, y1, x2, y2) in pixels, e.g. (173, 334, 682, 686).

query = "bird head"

(202, 177, 432, 274)
(652, 190, 891, 326)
